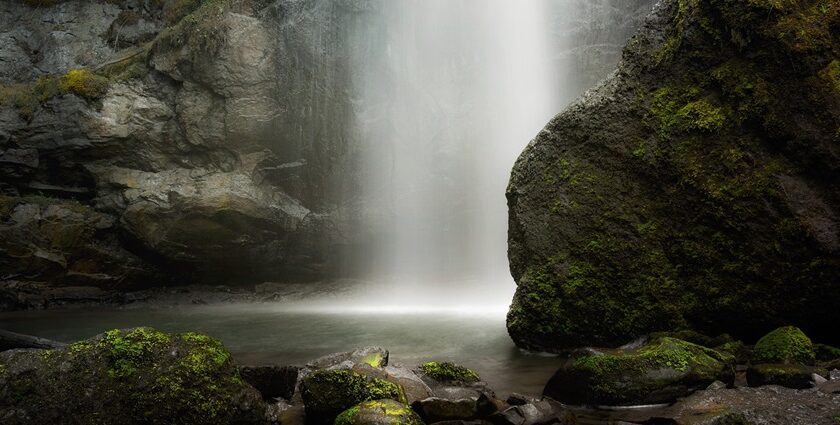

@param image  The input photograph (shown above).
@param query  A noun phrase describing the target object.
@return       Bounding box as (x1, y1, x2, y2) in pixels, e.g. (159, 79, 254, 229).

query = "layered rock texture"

(0, 0, 367, 291)
(1, 0, 657, 300)
(507, 0, 840, 351)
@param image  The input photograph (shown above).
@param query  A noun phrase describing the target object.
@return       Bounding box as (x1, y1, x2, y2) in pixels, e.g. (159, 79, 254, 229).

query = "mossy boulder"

(335, 399, 423, 425)
(506, 0, 840, 350)
(299, 369, 407, 425)
(815, 344, 840, 362)
(753, 326, 815, 364)
(418, 361, 480, 384)
(0, 327, 265, 425)
(746, 363, 827, 389)
(543, 337, 735, 405)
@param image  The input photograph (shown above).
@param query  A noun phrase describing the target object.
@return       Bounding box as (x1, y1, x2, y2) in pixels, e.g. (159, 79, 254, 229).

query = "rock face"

(0, 0, 367, 291)
(1, 0, 656, 299)
(0, 327, 265, 425)
(507, 0, 840, 350)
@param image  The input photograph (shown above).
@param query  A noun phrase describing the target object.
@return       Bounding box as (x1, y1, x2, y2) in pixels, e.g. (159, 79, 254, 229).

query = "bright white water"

(354, 1, 562, 299)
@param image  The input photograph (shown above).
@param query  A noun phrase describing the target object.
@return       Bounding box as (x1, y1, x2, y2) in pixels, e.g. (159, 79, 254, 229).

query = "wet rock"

(351, 364, 433, 404)
(746, 364, 827, 390)
(544, 337, 735, 405)
(506, 0, 840, 351)
(0, 327, 265, 425)
(336, 399, 423, 425)
(506, 393, 535, 406)
(307, 347, 389, 370)
(0, 197, 155, 290)
(299, 369, 406, 425)
(239, 364, 300, 400)
(416, 361, 495, 399)
(411, 397, 478, 422)
(488, 399, 577, 425)
(818, 380, 840, 394)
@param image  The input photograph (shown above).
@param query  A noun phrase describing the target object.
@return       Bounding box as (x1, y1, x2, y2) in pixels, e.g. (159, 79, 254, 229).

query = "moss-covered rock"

(507, 0, 840, 351)
(815, 343, 840, 362)
(418, 361, 480, 383)
(746, 363, 827, 389)
(299, 369, 407, 425)
(543, 337, 735, 405)
(0, 327, 265, 425)
(335, 399, 423, 425)
(753, 326, 815, 364)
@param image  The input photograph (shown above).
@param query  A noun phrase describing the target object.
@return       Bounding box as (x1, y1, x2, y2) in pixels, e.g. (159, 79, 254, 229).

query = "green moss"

(419, 361, 480, 383)
(59, 69, 110, 99)
(820, 59, 840, 95)
(300, 369, 406, 425)
(335, 400, 422, 425)
(562, 337, 733, 404)
(102, 328, 171, 379)
(0, 327, 262, 424)
(153, 0, 231, 57)
(362, 353, 385, 368)
(753, 326, 815, 364)
(815, 343, 840, 361)
(335, 405, 360, 425)
(0, 68, 110, 120)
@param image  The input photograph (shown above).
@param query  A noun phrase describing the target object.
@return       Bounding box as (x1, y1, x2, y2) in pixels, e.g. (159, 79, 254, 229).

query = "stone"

(505, 0, 840, 351)
(752, 326, 815, 365)
(299, 369, 406, 425)
(411, 397, 479, 422)
(746, 364, 827, 390)
(488, 399, 577, 425)
(0, 327, 265, 425)
(543, 337, 735, 405)
(335, 399, 423, 425)
(307, 347, 390, 370)
(239, 364, 300, 400)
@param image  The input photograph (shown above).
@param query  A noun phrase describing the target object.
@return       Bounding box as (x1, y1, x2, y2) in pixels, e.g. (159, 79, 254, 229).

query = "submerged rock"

(506, 0, 840, 350)
(0, 327, 265, 425)
(543, 337, 735, 405)
(335, 399, 422, 425)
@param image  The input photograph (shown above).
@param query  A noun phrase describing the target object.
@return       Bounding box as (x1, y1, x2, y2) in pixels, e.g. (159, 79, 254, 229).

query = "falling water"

(348, 0, 652, 305)
(353, 1, 557, 302)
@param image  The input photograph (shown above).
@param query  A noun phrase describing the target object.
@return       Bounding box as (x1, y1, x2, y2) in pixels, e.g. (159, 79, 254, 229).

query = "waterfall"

(349, 0, 648, 303)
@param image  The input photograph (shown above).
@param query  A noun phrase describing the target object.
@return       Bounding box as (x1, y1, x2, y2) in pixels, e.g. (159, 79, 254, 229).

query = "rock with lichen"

(299, 369, 407, 425)
(543, 337, 735, 405)
(0, 327, 265, 425)
(335, 399, 423, 425)
(507, 0, 840, 351)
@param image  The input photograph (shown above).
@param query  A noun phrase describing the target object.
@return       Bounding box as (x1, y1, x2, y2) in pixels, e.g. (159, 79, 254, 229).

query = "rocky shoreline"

(2, 326, 839, 424)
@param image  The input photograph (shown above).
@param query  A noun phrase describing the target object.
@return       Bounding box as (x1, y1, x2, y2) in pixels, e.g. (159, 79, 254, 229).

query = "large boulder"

(0, 327, 266, 424)
(543, 337, 735, 405)
(506, 0, 840, 351)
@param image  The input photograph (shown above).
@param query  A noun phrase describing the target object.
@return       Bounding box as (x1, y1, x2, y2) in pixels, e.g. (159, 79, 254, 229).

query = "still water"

(0, 302, 564, 397)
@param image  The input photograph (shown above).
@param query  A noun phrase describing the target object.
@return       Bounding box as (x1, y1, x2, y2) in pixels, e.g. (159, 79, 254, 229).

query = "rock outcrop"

(507, 0, 840, 350)
(0, 0, 369, 291)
